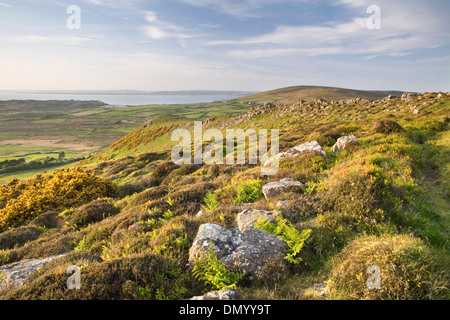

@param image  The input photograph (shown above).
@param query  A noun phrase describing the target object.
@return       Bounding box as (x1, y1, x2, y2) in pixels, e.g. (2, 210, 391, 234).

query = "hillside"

(239, 85, 405, 105)
(0, 89, 449, 301)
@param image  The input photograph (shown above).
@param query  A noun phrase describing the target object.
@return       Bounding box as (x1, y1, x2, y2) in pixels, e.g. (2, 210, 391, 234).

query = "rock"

(264, 141, 326, 167)
(413, 108, 420, 115)
(188, 289, 238, 300)
(331, 135, 358, 152)
(276, 200, 289, 208)
(189, 223, 287, 281)
(401, 92, 416, 102)
(262, 178, 304, 200)
(195, 209, 206, 218)
(0, 255, 66, 290)
(236, 209, 279, 232)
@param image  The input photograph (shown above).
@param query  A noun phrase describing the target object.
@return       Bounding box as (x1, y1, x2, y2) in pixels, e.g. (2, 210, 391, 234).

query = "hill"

(0, 89, 449, 302)
(239, 85, 405, 105)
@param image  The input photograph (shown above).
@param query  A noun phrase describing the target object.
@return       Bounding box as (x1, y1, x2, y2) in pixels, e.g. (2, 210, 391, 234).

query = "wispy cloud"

(142, 11, 196, 41)
(205, 1, 450, 59)
(9, 35, 96, 45)
(0, 2, 12, 7)
(178, 0, 306, 18)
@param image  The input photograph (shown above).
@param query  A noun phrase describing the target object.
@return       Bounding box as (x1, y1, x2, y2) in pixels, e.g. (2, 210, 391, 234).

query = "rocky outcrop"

(189, 210, 288, 281)
(331, 135, 358, 152)
(0, 255, 66, 290)
(262, 178, 304, 200)
(264, 141, 326, 167)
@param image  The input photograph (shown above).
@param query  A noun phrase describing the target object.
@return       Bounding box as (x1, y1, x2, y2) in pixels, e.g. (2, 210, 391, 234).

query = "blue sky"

(0, 0, 449, 92)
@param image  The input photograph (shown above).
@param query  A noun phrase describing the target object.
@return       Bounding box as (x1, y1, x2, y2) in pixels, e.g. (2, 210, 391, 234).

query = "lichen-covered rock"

(262, 178, 304, 200)
(189, 222, 287, 281)
(331, 135, 358, 152)
(264, 141, 326, 167)
(0, 255, 66, 290)
(189, 224, 244, 261)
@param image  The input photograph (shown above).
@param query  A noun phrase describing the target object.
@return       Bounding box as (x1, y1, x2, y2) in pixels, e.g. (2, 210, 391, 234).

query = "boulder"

(331, 135, 358, 152)
(236, 209, 279, 232)
(262, 178, 304, 200)
(264, 141, 326, 167)
(0, 254, 66, 290)
(189, 222, 287, 281)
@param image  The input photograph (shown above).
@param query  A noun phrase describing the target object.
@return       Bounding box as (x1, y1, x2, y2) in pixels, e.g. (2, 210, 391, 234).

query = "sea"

(0, 93, 246, 106)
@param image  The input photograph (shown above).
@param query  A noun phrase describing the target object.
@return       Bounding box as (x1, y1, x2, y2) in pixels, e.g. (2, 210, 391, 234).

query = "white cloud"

(142, 11, 196, 40)
(0, 2, 12, 7)
(178, 0, 307, 18)
(205, 1, 450, 59)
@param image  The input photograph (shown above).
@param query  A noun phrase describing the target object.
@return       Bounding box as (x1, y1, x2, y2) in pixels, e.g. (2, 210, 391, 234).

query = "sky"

(0, 0, 449, 92)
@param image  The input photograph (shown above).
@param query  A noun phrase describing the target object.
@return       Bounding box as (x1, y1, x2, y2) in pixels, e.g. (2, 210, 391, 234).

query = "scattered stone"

(401, 92, 416, 102)
(264, 141, 326, 167)
(0, 255, 66, 290)
(413, 108, 420, 115)
(262, 178, 304, 200)
(331, 135, 358, 152)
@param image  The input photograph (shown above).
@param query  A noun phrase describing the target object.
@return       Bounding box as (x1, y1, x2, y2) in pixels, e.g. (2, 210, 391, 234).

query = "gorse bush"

(254, 215, 312, 264)
(0, 168, 115, 232)
(193, 248, 245, 290)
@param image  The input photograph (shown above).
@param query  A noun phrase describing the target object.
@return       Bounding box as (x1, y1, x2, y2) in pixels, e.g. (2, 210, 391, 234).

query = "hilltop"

(238, 85, 405, 105)
(0, 89, 449, 301)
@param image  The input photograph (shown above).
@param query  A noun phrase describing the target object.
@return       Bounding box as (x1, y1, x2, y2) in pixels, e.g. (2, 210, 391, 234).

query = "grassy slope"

(0, 88, 449, 300)
(239, 85, 405, 105)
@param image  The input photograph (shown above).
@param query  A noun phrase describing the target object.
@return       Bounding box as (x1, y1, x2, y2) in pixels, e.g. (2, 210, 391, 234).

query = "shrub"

(0, 168, 116, 232)
(29, 211, 63, 229)
(151, 161, 179, 184)
(117, 183, 144, 197)
(278, 193, 321, 223)
(0, 226, 41, 250)
(70, 199, 120, 228)
(374, 120, 404, 134)
(193, 248, 245, 290)
(327, 235, 448, 300)
(254, 216, 311, 264)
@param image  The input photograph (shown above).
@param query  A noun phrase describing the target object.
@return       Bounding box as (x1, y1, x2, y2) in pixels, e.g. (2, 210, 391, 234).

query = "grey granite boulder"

(262, 178, 304, 200)
(189, 221, 287, 281)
